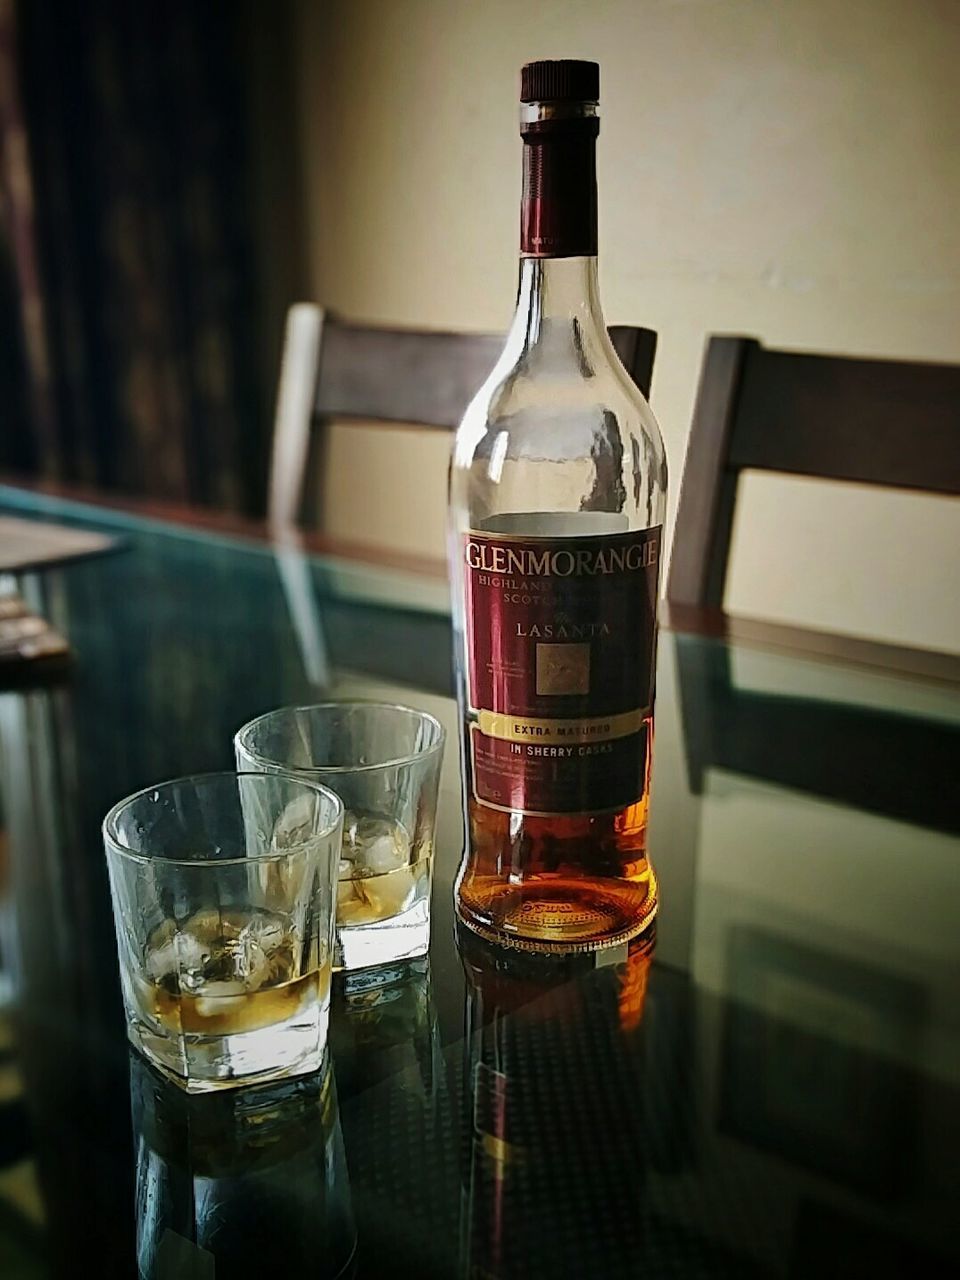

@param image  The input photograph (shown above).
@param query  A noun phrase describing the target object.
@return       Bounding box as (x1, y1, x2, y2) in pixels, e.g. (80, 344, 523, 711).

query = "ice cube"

(364, 835, 408, 874)
(184, 908, 242, 943)
(335, 816, 421, 924)
(239, 913, 285, 952)
(145, 939, 177, 982)
(272, 792, 319, 850)
(343, 815, 410, 876)
(363, 867, 417, 918)
(241, 936, 276, 993)
(146, 930, 206, 984)
(235, 937, 269, 990)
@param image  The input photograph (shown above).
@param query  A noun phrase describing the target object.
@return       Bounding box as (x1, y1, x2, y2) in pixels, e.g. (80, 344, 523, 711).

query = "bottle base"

(455, 874, 658, 955)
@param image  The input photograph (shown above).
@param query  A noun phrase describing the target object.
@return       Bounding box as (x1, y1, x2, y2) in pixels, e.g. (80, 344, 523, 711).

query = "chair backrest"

(314, 317, 658, 425)
(667, 336, 960, 609)
(268, 304, 658, 528)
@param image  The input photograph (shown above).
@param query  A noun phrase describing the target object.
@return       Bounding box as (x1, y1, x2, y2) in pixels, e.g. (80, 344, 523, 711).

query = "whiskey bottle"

(449, 60, 667, 952)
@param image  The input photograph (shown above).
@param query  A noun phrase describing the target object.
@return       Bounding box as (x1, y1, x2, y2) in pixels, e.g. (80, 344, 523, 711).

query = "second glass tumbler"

(236, 703, 445, 972)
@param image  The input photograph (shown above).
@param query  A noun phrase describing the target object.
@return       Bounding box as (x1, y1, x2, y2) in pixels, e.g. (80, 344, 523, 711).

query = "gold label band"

(477, 707, 647, 745)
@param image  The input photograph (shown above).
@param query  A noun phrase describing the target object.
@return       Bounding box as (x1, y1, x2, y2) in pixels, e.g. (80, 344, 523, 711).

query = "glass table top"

(0, 485, 957, 1278)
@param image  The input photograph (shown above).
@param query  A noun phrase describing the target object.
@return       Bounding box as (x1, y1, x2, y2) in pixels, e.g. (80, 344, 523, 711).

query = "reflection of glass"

(131, 1051, 356, 1279)
(330, 958, 442, 1097)
(104, 772, 343, 1091)
(235, 704, 445, 972)
(458, 923, 655, 1278)
(329, 958, 455, 1273)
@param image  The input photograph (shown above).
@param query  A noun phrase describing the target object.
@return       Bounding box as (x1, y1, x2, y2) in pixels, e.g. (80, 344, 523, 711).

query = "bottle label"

(463, 526, 662, 815)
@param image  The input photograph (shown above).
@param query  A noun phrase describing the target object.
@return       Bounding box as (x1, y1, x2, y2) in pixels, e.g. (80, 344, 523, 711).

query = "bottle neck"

(509, 255, 605, 351)
(513, 111, 604, 355)
(520, 122, 598, 258)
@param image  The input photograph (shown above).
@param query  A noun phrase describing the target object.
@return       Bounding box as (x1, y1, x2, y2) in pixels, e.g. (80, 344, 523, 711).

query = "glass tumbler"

(235, 703, 444, 972)
(103, 771, 343, 1092)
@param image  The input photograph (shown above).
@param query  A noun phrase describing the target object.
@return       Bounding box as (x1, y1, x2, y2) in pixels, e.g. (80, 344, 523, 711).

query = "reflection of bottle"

(131, 1051, 356, 1279)
(449, 59, 667, 954)
(459, 923, 655, 1279)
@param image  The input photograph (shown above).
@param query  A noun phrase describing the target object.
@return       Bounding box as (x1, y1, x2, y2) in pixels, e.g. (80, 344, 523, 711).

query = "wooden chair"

(667, 336, 960, 829)
(668, 335, 960, 612)
(267, 304, 657, 687)
(268, 303, 658, 529)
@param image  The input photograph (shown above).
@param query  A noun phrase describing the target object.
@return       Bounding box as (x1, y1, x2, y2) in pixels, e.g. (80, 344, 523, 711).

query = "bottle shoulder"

(452, 338, 667, 478)
(450, 360, 667, 534)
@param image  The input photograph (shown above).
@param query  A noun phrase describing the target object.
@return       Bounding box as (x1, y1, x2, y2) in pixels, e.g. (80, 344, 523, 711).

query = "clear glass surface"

(103, 771, 343, 1092)
(1, 485, 957, 1274)
(235, 703, 445, 971)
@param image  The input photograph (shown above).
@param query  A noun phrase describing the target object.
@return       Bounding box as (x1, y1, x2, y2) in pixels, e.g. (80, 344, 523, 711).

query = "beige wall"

(291, 0, 960, 653)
